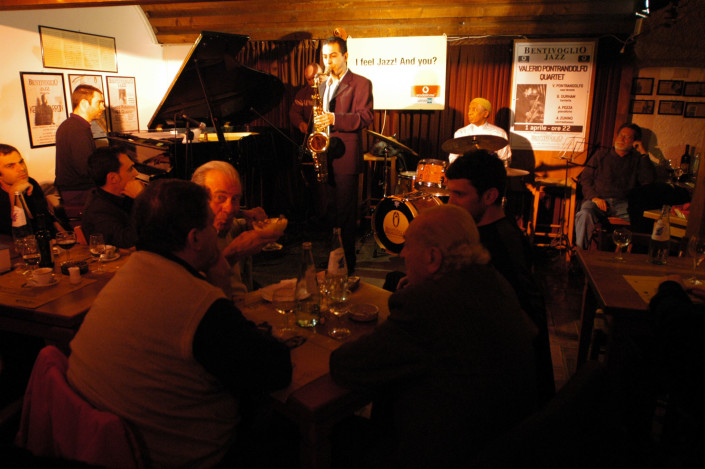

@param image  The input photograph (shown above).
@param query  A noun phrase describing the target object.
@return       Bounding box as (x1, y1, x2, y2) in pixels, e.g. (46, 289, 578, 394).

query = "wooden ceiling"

(1, 0, 640, 44)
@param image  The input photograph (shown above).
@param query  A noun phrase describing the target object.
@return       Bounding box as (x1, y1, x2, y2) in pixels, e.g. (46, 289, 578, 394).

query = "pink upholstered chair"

(15, 346, 144, 469)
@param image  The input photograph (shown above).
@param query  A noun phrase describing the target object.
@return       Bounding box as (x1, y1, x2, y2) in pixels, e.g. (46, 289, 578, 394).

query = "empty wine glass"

(326, 276, 351, 340)
(612, 227, 632, 261)
(55, 231, 77, 264)
(89, 234, 106, 273)
(686, 236, 705, 286)
(253, 215, 288, 251)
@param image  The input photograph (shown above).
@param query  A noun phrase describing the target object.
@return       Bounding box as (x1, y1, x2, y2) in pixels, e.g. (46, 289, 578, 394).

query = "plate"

(100, 252, 120, 262)
(27, 275, 59, 288)
(348, 303, 379, 322)
(259, 279, 297, 302)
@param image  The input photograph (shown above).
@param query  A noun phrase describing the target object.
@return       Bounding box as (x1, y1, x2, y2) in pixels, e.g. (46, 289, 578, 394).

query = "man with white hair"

(330, 204, 538, 468)
(449, 97, 511, 165)
(192, 161, 279, 300)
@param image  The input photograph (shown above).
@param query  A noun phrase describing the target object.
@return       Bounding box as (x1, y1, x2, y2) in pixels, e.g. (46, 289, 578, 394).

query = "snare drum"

(396, 171, 417, 194)
(414, 159, 447, 192)
(372, 192, 442, 254)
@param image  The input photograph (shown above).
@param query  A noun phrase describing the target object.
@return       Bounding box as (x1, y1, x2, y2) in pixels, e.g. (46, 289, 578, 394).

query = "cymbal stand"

(381, 143, 392, 197)
(552, 138, 584, 258)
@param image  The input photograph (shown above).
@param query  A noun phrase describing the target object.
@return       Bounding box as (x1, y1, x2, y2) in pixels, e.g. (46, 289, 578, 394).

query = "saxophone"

(307, 72, 330, 182)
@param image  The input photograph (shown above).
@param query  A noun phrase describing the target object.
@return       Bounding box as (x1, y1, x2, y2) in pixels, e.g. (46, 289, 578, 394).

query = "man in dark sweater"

(81, 146, 143, 248)
(446, 150, 556, 406)
(575, 123, 655, 249)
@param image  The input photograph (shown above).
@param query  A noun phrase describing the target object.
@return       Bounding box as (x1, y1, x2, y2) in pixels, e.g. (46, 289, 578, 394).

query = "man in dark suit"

(314, 36, 374, 273)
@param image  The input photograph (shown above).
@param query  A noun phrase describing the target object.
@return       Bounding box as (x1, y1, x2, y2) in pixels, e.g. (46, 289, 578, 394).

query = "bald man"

(449, 97, 511, 165)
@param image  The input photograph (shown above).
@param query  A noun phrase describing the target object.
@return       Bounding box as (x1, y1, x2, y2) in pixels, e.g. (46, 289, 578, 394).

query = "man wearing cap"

(449, 97, 511, 165)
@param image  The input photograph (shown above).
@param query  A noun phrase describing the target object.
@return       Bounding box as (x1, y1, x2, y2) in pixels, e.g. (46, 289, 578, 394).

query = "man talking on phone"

(575, 123, 655, 250)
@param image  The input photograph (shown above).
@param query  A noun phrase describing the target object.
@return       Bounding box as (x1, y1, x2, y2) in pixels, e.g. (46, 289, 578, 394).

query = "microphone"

(180, 113, 205, 129)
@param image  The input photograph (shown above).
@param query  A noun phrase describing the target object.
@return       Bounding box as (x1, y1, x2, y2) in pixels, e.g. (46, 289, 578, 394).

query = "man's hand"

(122, 180, 144, 199)
(314, 111, 334, 128)
(591, 197, 608, 212)
(206, 254, 232, 298)
(222, 230, 280, 262)
(633, 140, 648, 156)
(298, 121, 308, 134)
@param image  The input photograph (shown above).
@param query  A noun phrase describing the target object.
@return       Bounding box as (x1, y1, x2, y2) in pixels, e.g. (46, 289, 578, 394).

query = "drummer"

(449, 97, 511, 165)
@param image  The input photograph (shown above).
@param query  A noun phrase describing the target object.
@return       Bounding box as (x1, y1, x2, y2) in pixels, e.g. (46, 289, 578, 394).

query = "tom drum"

(372, 192, 442, 254)
(396, 171, 417, 194)
(415, 159, 447, 192)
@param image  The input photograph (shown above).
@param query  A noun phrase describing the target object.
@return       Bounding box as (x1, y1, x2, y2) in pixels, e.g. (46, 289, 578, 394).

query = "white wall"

(0, 6, 191, 184)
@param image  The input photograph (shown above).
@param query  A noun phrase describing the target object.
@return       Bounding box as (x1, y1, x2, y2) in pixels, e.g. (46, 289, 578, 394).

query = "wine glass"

(326, 275, 351, 340)
(253, 215, 288, 251)
(272, 287, 296, 337)
(612, 227, 632, 262)
(55, 231, 77, 264)
(686, 236, 705, 286)
(89, 234, 106, 273)
(19, 235, 41, 272)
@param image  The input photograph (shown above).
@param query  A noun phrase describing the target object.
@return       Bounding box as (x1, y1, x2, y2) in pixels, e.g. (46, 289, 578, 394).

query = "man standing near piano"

(449, 97, 511, 165)
(313, 36, 374, 273)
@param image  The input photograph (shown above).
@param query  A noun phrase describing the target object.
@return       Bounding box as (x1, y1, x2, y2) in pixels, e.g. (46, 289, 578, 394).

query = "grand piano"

(108, 31, 284, 182)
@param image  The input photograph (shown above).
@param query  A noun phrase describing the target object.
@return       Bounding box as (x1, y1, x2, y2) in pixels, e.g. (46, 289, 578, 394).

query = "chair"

(73, 226, 87, 246)
(14, 346, 144, 469)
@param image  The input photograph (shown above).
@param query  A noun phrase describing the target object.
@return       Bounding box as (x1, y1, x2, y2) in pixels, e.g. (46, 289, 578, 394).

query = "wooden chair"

(73, 226, 87, 246)
(15, 346, 145, 469)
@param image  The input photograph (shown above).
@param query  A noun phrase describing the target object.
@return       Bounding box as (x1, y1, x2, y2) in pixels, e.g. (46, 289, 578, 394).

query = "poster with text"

(510, 40, 596, 152)
(19, 72, 68, 148)
(106, 76, 139, 132)
(347, 36, 446, 110)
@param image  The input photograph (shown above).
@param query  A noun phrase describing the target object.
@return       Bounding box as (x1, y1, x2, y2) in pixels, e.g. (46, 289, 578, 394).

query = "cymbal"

(441, 135, 509, 154)
(366, 130, 418, 156)
(506, 168, 530, 177)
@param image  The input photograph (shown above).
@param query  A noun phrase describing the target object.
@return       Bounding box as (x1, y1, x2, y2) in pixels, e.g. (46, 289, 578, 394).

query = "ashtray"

(60, 260, 89, 275)
(348, 303, 378, 322)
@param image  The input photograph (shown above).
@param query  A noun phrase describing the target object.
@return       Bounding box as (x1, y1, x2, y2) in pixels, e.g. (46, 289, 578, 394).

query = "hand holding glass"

(612, 227, 632, 261)
(686, 236, 705, 286)
(253, 215, 288, 251)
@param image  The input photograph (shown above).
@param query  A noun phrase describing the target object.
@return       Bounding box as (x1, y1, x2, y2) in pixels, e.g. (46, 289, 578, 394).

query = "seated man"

(575, 123, 655, 249)
(191, 161, 279, 300)
(449, 97, 511, 165)
(330, 204, 538, 468)
(446, 150, 555, 405)
(0, 143, 58, 235)
(67, 179, 292, 468)
(81, 146, 143, 248)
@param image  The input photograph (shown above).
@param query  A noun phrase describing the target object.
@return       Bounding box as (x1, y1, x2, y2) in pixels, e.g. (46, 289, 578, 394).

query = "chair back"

(74, 225, 87, 245)
(15, 346, 144, 469)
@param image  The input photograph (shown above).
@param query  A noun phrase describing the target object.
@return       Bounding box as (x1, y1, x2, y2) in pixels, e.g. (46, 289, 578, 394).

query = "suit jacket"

(320, 70, 374, 175)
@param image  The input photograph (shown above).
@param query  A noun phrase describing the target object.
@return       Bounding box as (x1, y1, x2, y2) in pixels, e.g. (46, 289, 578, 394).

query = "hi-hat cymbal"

(366, 130, 418, 156)
(506, 168, 530, 177)
(441, 135, 509, 154)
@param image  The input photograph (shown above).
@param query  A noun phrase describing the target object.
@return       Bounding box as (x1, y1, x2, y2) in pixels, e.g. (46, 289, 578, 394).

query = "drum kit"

(367, 131, 530, 254)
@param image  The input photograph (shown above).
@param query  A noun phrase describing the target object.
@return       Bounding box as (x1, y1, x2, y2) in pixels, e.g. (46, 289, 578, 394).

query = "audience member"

(330, 204, 538, 468)
(446, 150, 555, 405)
(67, 179, 292, 468)
(81, 146, 142, 248)
(575, 123, 655, 249)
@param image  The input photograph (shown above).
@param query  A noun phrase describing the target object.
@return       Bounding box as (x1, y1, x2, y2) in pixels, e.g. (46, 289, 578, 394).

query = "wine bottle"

(679, 144, 690, 181)
(11, 191, 33, 241)
(648, 205, 670, 265)
(35, 214, 54, 268)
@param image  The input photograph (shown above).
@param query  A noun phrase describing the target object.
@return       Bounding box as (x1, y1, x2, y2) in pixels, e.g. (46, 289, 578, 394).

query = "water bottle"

(648, 205, 670, 265)
(11, 191, 33, 247)
(295, 242, 320, 328)
(326, 227, 348, 303)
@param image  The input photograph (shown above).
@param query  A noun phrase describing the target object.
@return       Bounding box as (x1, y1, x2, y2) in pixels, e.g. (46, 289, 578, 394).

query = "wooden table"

(237, 281, 391, 469)
(0, 243, 129, 350)
(575, 249, 694, 371)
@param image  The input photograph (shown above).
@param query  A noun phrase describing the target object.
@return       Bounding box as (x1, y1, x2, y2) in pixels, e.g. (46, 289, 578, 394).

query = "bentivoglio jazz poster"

(510, 40, 596, 152)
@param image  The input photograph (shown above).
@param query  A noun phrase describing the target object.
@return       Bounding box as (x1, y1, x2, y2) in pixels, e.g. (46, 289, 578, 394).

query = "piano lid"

(148, 31, 284, 130)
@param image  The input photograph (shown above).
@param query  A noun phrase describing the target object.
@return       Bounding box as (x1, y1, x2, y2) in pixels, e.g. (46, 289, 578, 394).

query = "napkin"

(259, 278, 296, 302)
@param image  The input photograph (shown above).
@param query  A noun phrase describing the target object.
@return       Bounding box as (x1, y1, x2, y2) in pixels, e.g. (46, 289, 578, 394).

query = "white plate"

(27, 275, 59, 288)
(259, 279, 296, 302)
(100, 252, 120, 262)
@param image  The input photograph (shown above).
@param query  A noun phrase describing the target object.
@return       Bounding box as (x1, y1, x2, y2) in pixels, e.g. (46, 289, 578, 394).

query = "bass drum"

(372, 192, 442, 254)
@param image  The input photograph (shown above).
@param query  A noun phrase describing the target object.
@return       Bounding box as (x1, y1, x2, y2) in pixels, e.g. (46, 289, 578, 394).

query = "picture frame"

(631, 77, 654, 95)
(683, 82, 705, 97)
(684, 102, 705, 118)
(657, 80, 683, 96)
(630, 99, 655, 115)
(658, 100, 684, 116)
(68, 74, 109, 138)
(19, 72, 68, 148)
(39, 25, 117, 73)
(106, 76, 139, 132)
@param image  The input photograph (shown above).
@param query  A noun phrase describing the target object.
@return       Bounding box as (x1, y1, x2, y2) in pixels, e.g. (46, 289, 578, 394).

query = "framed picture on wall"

(658, 100, 684, 116)
(657, 80, 684, 96)
(68, 74, 109, 138)
(630, 99, 655, 114)
(106, 76, 139, 132)
(631, 77, 654, 95)
(19, 72, 68, 148)
(684, 102, 705, 118)
(683, 82, 705, 97)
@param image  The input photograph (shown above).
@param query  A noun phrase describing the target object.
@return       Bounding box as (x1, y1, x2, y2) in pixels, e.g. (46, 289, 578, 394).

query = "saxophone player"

(313, 36, 374, 274)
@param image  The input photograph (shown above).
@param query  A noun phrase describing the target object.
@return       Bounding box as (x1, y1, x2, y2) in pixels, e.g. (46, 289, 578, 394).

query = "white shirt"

(449, 122, 511, 165)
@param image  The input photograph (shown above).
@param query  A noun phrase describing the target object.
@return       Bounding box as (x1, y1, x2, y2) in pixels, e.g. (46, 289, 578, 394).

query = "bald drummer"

(449, 97, 511, 165)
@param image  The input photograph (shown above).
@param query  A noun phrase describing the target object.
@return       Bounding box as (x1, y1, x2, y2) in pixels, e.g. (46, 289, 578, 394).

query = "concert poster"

(509, 40, 597, 152)
(19, 72, 68, 148)
(106, 76, 139, 132)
